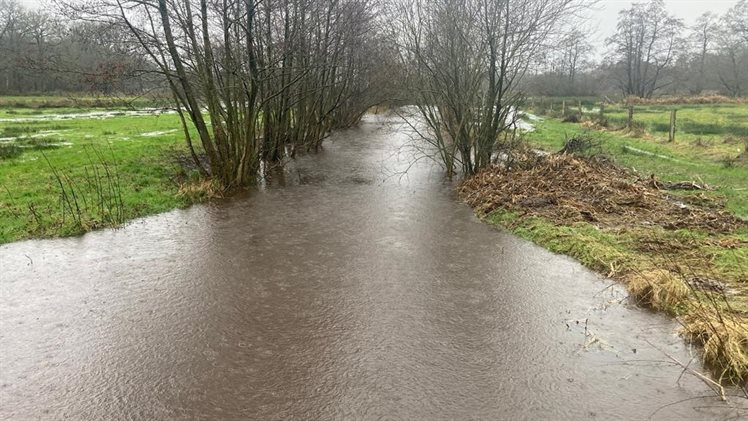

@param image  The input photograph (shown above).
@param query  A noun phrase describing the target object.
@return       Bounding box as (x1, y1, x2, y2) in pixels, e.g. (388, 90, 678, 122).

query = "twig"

(646, 339, 727, 401)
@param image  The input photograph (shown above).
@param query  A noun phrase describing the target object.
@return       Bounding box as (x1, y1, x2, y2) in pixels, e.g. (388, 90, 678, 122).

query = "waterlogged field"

(0, 102, 202, 243)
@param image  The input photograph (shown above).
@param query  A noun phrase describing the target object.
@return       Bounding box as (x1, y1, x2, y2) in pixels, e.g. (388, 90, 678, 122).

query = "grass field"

(0, 100, 205, 243)
(601, 103, 748, 157)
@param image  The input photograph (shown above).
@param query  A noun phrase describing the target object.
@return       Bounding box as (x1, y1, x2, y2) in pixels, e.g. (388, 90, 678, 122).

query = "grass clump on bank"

(460, 150, 748, 383)
(626, 270, 691, 313)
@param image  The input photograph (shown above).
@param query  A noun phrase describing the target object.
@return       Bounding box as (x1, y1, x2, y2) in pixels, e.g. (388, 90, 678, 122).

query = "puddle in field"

(0, 130, 72, 143)
(0, 108, 176, 123)
(140, 129, 178, 137)
(1, 113, 746, 420)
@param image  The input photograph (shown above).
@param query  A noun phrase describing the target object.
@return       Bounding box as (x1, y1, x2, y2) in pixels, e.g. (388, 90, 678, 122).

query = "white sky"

(16, 0, 742, 57)
(584, 0, 739, 56)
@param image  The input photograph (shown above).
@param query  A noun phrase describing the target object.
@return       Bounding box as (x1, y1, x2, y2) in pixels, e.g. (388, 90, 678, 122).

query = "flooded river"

(1, 114, 745, 420)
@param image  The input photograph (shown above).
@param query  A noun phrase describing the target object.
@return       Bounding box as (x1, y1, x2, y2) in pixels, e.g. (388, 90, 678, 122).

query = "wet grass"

(0, 105, 208, 243)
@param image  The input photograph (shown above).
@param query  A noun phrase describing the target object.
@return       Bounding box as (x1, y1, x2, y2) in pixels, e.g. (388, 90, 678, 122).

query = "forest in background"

(1, 0, 747, 98)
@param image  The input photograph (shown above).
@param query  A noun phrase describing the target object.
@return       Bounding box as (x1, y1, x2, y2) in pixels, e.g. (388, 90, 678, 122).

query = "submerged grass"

(0, 102, 209, 243)
(479, 198, 748, 384)
(681, 315, 748, 384)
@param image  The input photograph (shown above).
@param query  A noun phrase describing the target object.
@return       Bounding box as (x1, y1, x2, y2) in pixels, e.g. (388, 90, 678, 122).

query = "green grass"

(0, 104, 201, 243)
(602, 102, 748, 142)
(524, 115, 748, 218)
(487, 209, 633, 273)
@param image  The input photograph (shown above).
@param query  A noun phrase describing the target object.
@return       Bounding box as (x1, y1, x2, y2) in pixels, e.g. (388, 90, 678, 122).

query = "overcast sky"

(16, 0, 742, 57)
(584, 0, 738, 55)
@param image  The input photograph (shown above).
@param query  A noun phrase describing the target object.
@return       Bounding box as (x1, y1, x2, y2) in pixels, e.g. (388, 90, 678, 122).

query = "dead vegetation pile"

(460, 153, 746, 234)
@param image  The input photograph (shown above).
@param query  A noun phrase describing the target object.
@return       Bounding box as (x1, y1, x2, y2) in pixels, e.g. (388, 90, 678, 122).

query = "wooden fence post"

(578, 100, 583, 115)
(627, 105, 634, 128)
(669, 109, 677, 142)
(599, 102, 605, 117)
(562, 100, 566, 116)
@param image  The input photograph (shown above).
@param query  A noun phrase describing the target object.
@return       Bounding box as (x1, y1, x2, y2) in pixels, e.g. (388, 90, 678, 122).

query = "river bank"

(460, 130, 748, 383)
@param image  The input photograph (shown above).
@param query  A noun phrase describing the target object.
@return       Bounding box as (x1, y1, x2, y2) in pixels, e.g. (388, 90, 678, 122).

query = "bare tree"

(726, 0, 748, 45)
(557, 28, 594, 87)
(394, 0, 589, 177)
(688, 12, 719, 94)
(605, 0, 684, 98)
(709, 0, 748, 97)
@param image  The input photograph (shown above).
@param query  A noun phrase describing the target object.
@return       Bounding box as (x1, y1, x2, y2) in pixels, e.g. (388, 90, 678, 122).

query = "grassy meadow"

(0, 98, 207, 243)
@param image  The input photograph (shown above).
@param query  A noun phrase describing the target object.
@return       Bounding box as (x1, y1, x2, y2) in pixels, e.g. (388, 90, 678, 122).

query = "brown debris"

(719, 238, 746, 249)
(460, 153, 746, 234)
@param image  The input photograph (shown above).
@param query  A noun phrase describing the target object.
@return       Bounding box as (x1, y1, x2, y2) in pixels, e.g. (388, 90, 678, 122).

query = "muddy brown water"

(1, 114, 746, 420)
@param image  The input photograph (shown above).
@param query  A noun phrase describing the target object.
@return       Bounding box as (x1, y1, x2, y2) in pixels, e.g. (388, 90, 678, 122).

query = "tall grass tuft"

(41, 145, 125, 231)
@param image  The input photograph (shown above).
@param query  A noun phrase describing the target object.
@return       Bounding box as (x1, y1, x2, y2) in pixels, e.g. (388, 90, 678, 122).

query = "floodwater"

(0, 108, 175, 123)
(1, 114, 746, 420)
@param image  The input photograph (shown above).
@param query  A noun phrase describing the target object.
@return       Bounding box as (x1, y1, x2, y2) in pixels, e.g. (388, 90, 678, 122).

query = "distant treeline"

(0, 0, 162, 95)
(522, 0, 748, 99)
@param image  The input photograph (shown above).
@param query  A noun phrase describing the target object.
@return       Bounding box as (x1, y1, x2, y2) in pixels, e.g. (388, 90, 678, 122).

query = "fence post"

(562, 100, 566, 116)
(627, 105, 634, 128)
(599, 102, 605, 117)
(669, 109, 677, 142)
(578, 100, 583, 115)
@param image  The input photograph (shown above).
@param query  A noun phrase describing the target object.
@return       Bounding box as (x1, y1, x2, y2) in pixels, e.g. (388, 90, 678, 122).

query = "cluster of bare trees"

(605, 0, 684, 98)
(393, 0, 589, 176)
(0, 0, 153, 94)
(527, 28, 595, 97)
(526, 0, 748, 98)
(683, 0, 748, 97)
(606, 0, 748, 98)
(51, 0, 394, 188)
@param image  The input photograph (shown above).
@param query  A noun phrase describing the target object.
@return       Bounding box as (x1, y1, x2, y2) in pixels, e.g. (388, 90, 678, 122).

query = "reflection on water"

(1, 114, 746, 420)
